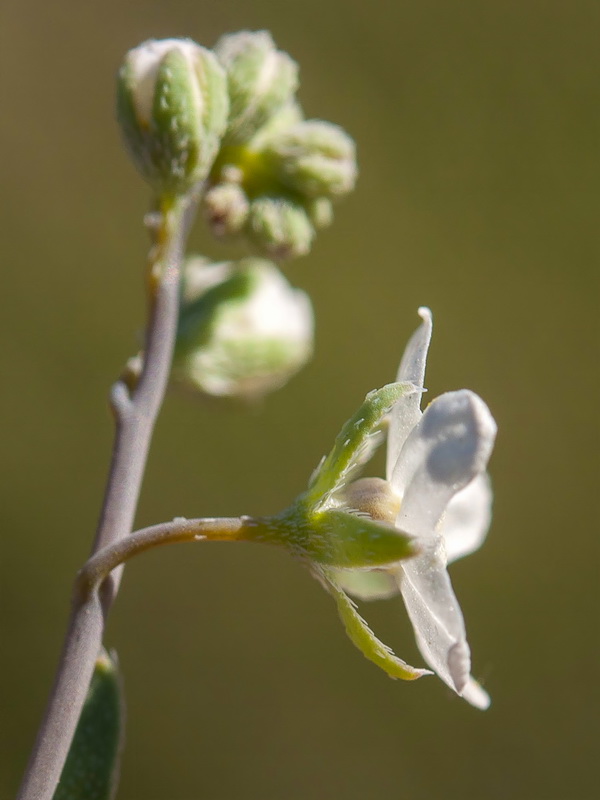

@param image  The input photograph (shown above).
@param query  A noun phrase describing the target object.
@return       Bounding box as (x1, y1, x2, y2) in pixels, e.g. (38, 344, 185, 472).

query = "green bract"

(116, 38, 229, 195)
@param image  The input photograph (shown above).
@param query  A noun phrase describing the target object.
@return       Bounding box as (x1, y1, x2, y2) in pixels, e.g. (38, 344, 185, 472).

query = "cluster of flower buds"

(204, 30, 357, 259)
(173, 256, 314, 399)
(115, 32, 356, 399)
(116, 33, 357, 259)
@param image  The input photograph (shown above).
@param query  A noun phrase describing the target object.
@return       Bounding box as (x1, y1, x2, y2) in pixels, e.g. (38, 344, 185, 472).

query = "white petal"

(386, 308, 433, 481)
(400, 541, 471, 693)
(461, 677, 491, 710)
(442, 474, 493, 564)
(332, 568, 400, 601)
(392, 390, 497, 537)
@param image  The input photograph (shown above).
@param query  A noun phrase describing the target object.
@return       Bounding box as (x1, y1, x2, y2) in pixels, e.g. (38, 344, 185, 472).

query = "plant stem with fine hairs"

(75, 516, 258, 600)
(17, 191, 199, 800)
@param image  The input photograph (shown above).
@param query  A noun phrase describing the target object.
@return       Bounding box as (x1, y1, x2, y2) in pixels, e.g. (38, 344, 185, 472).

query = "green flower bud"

(215, 31, 299, 144)
(202, 182, 250, 237)
(264, 120, 357, 198)
(247, 196, 314, 260)
(174, 258, 313, 399)
(247, 100, 304, 149)
(304, 196, 333, 229)
(116, 38, 229, 195)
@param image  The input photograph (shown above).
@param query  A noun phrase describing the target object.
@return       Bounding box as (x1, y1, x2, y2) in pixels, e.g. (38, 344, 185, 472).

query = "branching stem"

(17, 191, 199, 800)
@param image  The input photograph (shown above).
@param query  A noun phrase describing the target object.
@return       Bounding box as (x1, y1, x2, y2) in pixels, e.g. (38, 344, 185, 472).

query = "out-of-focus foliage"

(2, 1, 597, 799)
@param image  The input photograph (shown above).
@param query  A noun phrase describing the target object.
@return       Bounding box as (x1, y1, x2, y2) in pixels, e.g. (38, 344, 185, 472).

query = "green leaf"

(53, 649, 124, 800)
(303, 508, 417, 568)
(306, 382, 416, 509)
(318, 568, 430, 681)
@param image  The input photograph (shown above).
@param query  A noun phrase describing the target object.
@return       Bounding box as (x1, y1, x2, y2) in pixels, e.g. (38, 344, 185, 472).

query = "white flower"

(337, 308, 496, 709)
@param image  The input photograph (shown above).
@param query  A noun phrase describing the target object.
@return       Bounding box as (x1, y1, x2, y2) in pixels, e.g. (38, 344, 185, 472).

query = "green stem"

(76, 516, 256, 601)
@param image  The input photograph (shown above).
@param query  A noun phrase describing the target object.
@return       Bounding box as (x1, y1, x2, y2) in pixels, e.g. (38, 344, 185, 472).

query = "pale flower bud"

(202, 182, 250, 237)
(174, 258, 314, 399)
(304, 197, 333, 229)
(247, 197, 314, 260)
(247, 100, 304, 149)
(343, 478, 401, 524)
(264, 120, 357, 198)
(116, 38, 229, 194)
(215, 31, 299, 144)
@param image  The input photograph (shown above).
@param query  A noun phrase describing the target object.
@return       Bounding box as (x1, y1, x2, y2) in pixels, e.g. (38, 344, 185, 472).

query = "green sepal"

(249, 503, 417, 570)
(306, 382, 416, 509)
(151, 48, 203, 189)
(115, 60, 152, 182)
(299, 508, 417, 568)
(53, 649, 124, 800)
(215, 31, 299, 144)
(317, 567, 430, 681)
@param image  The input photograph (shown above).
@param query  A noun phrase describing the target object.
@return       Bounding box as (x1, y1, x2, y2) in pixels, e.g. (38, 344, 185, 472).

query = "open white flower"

(336, 308, 496, 709)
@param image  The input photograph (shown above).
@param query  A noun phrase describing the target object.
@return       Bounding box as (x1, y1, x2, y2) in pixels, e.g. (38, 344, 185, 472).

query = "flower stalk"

(17, 192, 198, 800)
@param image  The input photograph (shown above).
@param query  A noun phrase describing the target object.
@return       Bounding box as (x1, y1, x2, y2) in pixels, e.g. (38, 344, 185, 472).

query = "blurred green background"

(2, 1, 598, 798)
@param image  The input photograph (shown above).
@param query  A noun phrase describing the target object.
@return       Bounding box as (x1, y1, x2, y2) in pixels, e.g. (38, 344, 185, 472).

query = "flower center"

(343, 477, 401, 524)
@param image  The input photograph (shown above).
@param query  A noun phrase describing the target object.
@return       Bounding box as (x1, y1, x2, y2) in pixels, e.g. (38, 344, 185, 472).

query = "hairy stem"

(76, 516, 256, 600)
(17, 191, 198, 800)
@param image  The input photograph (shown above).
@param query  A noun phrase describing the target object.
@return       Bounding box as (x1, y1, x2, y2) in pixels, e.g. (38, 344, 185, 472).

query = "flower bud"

(215, 31, 299, 144)
(247, 100, 304, 149)
(116, 38, 229, 194)
(246, 196, 314, 260)
(174, 258, 314, 399)
(264, 120, 357, 198)
(304, 197, 333, 229)
(202, 182, 250, 237)
(343, 478, 401, 524)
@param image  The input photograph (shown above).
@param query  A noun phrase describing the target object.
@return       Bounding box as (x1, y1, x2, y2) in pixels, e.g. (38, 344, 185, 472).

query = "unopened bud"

(202, 182, 250, 237)
(174, 258, 314, 398)
(304, 197, 333, 229)
(116, 38, 229, 194)
(265, 120, 357, 198)
(247, 197, 314, 259)
(247, 100, 304, 149)
(343, 478, 401, 524)
(215, 31, 299, 144)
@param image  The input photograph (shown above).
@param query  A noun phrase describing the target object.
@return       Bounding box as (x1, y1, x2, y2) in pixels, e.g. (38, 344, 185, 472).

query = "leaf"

(53, 649, 124, 800)
(317, 568, 431, 681)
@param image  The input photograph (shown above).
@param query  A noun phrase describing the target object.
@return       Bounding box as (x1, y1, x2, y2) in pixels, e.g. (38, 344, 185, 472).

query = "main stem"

(17, 192, 197, 800)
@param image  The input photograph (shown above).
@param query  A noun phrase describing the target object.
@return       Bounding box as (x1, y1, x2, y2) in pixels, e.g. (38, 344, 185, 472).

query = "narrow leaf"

(53, 649, 124, 800)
